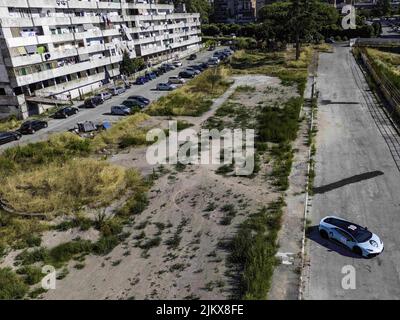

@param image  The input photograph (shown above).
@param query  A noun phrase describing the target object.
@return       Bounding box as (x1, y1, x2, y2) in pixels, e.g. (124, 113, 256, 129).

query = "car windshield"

(352, 228, 373, 243)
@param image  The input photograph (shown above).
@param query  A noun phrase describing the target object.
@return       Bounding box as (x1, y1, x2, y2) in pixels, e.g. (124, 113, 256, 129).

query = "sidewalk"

(268, 74, 315, 300)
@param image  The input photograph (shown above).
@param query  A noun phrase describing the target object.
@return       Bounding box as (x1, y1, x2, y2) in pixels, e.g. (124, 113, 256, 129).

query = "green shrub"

(0, 268, 28, 299)
(17, 265, 43, 285)
(228, 198, 284, 299)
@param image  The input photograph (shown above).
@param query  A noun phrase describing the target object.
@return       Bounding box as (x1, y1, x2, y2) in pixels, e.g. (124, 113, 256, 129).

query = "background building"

(0, 0, 202, 119)
(213, 0, 258, 23)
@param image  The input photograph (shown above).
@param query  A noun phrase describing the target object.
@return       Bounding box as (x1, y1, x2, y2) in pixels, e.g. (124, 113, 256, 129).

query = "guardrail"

(360, 51, 400, 117)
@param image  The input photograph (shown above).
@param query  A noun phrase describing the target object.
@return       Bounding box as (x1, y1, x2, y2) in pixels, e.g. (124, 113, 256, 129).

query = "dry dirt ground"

(1, 75, 300, 300)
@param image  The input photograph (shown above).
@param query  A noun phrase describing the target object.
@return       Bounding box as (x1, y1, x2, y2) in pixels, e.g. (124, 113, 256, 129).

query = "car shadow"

(306, 226, 364, 259)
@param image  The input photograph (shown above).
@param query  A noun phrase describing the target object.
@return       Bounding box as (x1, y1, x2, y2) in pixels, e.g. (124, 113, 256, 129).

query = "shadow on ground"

(313, 170, 384, 194)
(306, 226, 363, 259)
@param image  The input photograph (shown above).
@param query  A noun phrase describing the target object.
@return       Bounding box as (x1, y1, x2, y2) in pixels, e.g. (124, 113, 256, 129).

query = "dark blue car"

(135, 76, 147, 85)
(145, 72, 157, 80)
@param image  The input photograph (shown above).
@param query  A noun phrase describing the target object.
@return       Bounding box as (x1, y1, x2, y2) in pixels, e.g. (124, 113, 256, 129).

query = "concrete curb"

(297, 77, 316, 300)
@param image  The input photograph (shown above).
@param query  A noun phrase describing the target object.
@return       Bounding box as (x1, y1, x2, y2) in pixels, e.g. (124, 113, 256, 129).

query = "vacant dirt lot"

(1, 75, 299, 300)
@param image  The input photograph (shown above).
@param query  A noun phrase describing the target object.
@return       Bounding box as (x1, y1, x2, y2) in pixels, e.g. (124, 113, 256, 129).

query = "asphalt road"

(0, 48, 220, 151)
(304, 45, 400, 299)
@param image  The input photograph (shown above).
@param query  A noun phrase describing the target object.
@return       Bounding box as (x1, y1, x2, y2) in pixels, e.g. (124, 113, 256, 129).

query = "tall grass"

(91, 113, 150, 151)
(0, 159, 131, 215)
(0, 133, 91, 178)
(146, 67, 232, 116)
(227, 198, 284, 299)
(364, 48, 400, 90)
(0, 267, 28, 299)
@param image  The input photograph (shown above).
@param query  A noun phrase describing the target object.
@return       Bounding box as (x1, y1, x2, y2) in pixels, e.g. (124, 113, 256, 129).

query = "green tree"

(119, 50, 134, 76)
(260, 0, 338, 59)
(376, 0, 391, 16)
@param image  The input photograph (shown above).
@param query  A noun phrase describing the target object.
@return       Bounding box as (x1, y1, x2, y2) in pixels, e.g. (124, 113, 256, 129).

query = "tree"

(259, 0, 338, 59)
(376, 0, 391, 16)
(119, 51, 134, 76)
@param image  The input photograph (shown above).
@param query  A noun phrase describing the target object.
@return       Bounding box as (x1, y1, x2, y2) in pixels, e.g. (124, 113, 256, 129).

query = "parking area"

(0, 47, 229, 151)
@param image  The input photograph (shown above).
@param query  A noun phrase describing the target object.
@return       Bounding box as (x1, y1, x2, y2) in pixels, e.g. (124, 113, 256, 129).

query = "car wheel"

(352, 246, 362, 256)
(319, 229, 328, 239)
(43, 123, 48, 128)
(30, 129, 35, 134)
(15, 135, 21, 141)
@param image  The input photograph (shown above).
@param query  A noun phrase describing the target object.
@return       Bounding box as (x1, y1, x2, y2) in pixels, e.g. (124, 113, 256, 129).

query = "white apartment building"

(0, 0, 201, 119)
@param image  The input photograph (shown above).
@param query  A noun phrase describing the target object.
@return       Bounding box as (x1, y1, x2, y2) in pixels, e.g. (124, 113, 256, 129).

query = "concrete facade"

(0, 0, 201, 119)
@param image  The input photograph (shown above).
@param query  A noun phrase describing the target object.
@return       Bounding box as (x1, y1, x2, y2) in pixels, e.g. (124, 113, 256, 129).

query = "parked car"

(111, 105, 132, 116)
(319, 216, 384, 258)
(168, 76, 186, 84)
(19, 120, 48, 134)
(0, 131, 21, 145)
(179, 71, 195, 79)
(109, 86, 126, 96)
(135, 76, 147, 85)
(208, 57, 220, 66)
(84, 96, 103, 108)
(187, 53, 197, 60)
(145, 72, 157, 80)
(127, 95, 150, 106)
(172, 60, 182, 67)
(157, 83, 177, 91)
(189, 65, 204, 72)
(54, 106, 79, 118)
(154, 68, 164, 76)
(95, 92, 112, 102)
(163, 63, 175, 71)
(185, 67, 200, 75)
(122, 99, 144, 109)
(199, 62, 209, 70)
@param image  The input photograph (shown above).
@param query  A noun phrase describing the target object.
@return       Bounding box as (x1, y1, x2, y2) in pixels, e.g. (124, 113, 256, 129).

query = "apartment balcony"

(34, 67, 120, 98)
(6, 54, 42, 68)
(75, 29, 104, 40)
(98, 1, 122, 10)
(122, 2, 173, 10)
(14, 56, 116, 87)
(0, 17, 35, 28)
(0, 0, 28, 7)
(68, 0, 100, 9)
(32, 16, 71, 26)
(100, 27, 120, 37)
(71, 16, 101, 25)
(109, 15, 125, 23)
(140, 45, 167, 56)
(78, 43, 107, 55)
(38, 33, 75, 44)
(6, 36, 38, 48)
(26, 0, 67, 8)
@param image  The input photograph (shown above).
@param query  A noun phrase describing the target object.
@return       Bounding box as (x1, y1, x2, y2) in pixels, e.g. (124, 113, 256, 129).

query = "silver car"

(157, 83, 177, 91)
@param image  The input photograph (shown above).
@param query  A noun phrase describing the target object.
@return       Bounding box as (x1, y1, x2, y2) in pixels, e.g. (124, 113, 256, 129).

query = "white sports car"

(319, 216, 384, 258)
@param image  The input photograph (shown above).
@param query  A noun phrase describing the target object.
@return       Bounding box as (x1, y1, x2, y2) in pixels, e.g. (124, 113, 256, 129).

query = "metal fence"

(361, 51, 400, 117)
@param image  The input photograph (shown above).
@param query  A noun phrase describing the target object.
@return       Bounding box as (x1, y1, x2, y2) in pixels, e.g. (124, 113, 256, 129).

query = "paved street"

(304, 45, 400, 299)
(0, 48, 218, 151)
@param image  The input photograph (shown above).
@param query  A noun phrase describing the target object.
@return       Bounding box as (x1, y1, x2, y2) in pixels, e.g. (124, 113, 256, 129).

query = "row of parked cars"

(111, 95, 150, 115)
(155, 49, 233, 92)
(0, 119, 49, 145)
